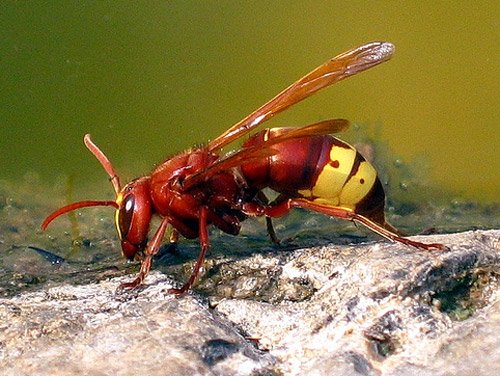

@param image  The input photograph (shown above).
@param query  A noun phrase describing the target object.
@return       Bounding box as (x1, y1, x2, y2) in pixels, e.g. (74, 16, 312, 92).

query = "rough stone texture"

(0, 273, 275, 376)
(0, 229, 498, 375)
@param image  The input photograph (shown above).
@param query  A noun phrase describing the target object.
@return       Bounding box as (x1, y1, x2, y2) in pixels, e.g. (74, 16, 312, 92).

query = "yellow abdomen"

(298, 138, 378, 211)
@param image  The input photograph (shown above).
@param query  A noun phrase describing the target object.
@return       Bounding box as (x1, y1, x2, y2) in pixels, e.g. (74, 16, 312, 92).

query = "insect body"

(42, 42, 445, 294)
(241, 127, 385, 224)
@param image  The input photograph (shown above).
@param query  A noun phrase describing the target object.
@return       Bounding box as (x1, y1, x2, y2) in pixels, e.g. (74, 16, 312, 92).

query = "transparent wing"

(207, 41, 394, 152)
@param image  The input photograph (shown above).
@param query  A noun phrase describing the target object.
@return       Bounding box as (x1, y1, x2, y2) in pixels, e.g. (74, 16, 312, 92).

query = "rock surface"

(0, 229, 499, 375)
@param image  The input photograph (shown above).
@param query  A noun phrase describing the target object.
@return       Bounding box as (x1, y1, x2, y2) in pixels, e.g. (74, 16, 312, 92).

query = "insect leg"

(168, 206, 210, 295)
(351, 214, 446, 250)
(266, 217, 280, 245)
(289, 199, 446, 251)
(119, 217, 170, 289)
(255, 191, 280, 244)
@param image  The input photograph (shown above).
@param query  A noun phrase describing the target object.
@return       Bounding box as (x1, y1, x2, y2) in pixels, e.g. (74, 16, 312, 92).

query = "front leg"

(242, 191, 282, 244)
(119, 217, 170, 289)
(168, 206, 210, 295)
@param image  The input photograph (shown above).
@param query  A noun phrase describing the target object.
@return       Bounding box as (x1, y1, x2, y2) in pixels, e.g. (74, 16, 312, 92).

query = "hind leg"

(256, 198, 446, 251)
(292, 199, 446, 250)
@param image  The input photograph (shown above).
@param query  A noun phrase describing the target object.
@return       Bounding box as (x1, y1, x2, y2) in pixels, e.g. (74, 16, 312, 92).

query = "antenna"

(41, 134, 122, 230)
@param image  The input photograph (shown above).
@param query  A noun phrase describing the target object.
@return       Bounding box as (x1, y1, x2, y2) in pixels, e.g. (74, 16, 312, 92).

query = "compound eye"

(117, 194, 135, 239)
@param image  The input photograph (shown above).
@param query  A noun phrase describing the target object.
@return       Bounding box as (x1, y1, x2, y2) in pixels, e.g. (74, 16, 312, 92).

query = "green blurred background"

(1, 1, 498, 202)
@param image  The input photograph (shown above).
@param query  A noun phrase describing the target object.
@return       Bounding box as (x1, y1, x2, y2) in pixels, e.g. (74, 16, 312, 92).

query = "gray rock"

(0, 229, 498, 375)
(0, 273, 275, 375)
(215, 229, 500, 375)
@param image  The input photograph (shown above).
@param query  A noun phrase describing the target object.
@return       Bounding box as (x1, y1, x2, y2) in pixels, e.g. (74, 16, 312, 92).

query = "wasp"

(42, 42, 445, 294)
